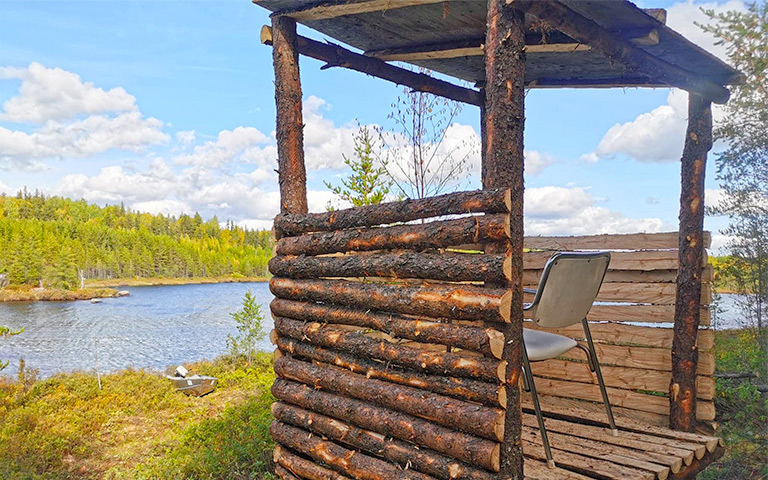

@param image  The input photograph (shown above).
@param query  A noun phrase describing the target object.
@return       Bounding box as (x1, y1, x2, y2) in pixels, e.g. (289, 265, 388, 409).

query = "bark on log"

(271, 298, 505, 358)
(276, 337, 506, 407)
(274, 464, 302, 480)
(275, 213, 510, 256)
(269, 251, 506, 283)
(261, 25, 482, 107)
(270, 277, 506, 322)
(274, 445, 353, 480)
(273, 188, 509, 238)
(274, 356, 505, 441)
(509, 1, 730, 104)
(270, 421, 439, 480)
(271, 16, 307, 214)
(272, 379, 501, 471)
(274, 317, 505, 382)
(273, 402, 496, 480)
(485, 1, 526, 477)
(671, 94, 713, 432)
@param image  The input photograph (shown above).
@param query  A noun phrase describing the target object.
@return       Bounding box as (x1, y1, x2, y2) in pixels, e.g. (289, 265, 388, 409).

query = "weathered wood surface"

(274, 318, 504, 381)
(276, 0, 445, 22)
(523, 231, 710, 251)
(274, 444, 353, 480)
(273, 188, 509, 237)
(270, 251, 506, 283)
(523, 281, 711, 305)
(271, 16, 307, 215)
(523, 304, 710, 325)
(524, 266, 713, 285)
(531, 359, 715, 400)
(272, 402, 496, 480)
(523, 322, 714, 351)
(671, 94, 713, 431)
(557, 341, 715, 375)
(272, 379, 500, 471)
(274, 356, 505, 441)
(276, 213, 510, 256)
(520, 250, 706, 272)
(271, 298, 504, 358)
(274, 464, 302, 480)
(276, 337, 505, 407)
(271, 421, 439, 480)
(528, 376, 716, 421)
(270, 277, 506, 322)
(509, 1, 731, 103)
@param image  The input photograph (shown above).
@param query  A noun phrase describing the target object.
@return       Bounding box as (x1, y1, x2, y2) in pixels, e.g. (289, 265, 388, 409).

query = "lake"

(0, 283, 748, 378)
(0, 282, 274, 378)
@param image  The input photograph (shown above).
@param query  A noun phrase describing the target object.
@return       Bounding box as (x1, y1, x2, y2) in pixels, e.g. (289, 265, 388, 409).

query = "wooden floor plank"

(524, 458, 596, 480)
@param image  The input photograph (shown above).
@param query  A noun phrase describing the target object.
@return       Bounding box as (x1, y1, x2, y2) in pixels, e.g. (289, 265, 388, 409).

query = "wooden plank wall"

(267, 189, 716, 479)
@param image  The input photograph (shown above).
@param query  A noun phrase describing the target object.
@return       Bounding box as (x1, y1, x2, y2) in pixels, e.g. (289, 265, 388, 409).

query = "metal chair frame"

(521, 252, 618, 468)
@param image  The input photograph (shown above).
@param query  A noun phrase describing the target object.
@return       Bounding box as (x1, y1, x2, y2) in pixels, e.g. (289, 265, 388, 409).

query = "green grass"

(0, 354, 276, 480)
(701, 329, 768, 480)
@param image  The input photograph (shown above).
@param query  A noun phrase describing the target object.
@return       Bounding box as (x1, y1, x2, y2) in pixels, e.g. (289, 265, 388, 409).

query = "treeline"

(0, 189, 274, 289)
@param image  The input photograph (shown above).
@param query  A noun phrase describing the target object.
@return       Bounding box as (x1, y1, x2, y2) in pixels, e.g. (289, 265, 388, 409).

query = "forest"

(0, 189, 274, 289)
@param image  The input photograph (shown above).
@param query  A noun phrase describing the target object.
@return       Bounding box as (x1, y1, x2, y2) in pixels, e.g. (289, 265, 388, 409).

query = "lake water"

(0, 283, 748, 378)
(0, 282, 275, 378)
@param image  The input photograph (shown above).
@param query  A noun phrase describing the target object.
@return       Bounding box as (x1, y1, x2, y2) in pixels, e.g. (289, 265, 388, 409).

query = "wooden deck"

(521, 401, 723, 480)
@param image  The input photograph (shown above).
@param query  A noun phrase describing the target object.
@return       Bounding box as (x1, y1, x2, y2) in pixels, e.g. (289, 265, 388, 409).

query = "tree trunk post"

(272, 16, 308, 214)
(671, 93, 712, 431)
(484, 0, 526, 477)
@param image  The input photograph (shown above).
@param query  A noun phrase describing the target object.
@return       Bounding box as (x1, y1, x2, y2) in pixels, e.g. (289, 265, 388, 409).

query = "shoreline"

(85, 275, 270, 288)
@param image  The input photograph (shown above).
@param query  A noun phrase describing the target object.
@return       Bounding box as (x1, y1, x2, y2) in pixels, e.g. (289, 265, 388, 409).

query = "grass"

(0, 354, 276, 480)
(85, 276, 270, 288)
(0, 286, 119, 302)
(701, 328, 768, 480)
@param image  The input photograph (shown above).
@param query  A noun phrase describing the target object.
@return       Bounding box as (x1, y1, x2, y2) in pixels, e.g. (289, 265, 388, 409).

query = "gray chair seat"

(523, 329, 577, 362)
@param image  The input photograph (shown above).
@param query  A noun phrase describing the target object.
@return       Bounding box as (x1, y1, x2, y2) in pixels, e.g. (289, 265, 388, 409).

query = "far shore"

(85, 275, 270, 288)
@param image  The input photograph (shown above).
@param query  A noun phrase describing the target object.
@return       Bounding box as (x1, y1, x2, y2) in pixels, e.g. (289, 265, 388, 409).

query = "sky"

(0, 0, 747, 250)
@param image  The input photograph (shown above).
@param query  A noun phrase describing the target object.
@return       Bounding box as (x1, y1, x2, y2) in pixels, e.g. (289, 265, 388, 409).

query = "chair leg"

(581, 318, 618, 435)
(522, 345, 556, 468)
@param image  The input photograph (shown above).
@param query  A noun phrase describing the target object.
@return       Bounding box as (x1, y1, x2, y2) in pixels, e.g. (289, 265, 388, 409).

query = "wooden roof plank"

(270, 0, 447, 22)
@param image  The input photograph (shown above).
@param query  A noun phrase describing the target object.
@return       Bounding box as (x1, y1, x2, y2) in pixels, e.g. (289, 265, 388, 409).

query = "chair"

(521, 251, 618, 468)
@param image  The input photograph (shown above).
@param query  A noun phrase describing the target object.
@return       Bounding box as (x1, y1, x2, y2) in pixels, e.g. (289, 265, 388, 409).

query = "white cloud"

(303, 96, 358, 171)
(132, 199, 192, 217)
(0, 62, 136, 124)
(176, 130, 196, 145)
(525, 150, 557, 175)
(705, 188, 725, 208)
(174, 126, 271, 167)
(524, 186, 665, 235)
(666, 0, 747, 62)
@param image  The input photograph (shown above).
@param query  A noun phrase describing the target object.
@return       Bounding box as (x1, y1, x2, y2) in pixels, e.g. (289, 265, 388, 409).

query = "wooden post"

(671, 93, 712, 431)
(484, 0, 526, 477)
(272, 16, 308, 214)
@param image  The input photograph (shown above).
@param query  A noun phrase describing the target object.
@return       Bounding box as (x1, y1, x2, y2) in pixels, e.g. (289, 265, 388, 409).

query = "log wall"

(268, 189, 715, 480)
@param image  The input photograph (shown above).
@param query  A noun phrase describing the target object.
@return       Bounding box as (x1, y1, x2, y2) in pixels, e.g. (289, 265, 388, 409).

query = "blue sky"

(0, 0, 746, 249)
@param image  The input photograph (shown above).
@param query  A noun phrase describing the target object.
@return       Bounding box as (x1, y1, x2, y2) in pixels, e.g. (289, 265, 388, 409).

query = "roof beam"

(366, 25, 659, 62)
(260, 25, 483, 106)
(267, 0, 446, 22)
(508, 0, 730, 103)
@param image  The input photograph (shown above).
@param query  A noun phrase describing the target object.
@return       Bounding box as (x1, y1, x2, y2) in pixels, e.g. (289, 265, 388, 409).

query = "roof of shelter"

(254, 0, 742, 93)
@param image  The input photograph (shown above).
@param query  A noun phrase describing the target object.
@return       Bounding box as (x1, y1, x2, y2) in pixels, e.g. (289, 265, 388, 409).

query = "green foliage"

(227, 290, 266, 364)
(701, 330, 768, 479)
(0, 190, 275, 289)
(325, 125, 394, 209)
(0, 354, 276, 480)
(702, 4, 768, 335)
(0, 325, 22, 371)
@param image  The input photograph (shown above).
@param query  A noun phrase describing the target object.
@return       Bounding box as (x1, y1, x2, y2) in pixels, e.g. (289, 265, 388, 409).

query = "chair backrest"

(529, 252, 610, 328)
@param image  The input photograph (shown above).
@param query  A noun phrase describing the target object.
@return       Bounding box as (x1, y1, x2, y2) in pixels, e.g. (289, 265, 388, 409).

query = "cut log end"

(491, 443, 501, 472)
(499, 384, 508, 409)
(500, 291, 512, 322)
(487, 329, 505, 359)
(261, 25, 273, 45)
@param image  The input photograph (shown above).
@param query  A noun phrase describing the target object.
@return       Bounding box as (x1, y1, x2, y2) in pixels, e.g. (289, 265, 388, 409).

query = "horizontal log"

(270, 251, 506, 283)
(567, 304, 709, 325)
(274, 317, 504, 381)
(274, 464, 302, 480)
(274, 356, 505, 441)
(527, 393, 672, 428)
(272, 298, 504, 358)
(523, 322, 714, 351)
(273, 403, 495, 480)
(272, 188, 509, 237)
(276, 0, 444, 21)
(520, 250, 706, 273)
(522, 282, 713, 305)
(272, 379, 500, 471)
(525, 266, 713, 285)
(276, 214, 510, 256)
(523, 232, 711, 251)
(529, 376, 716, 420)
(271, 421, 438, 480)
(270, 277, 506, 322)
(274, 445, 353, 480)
(530, 359, 715, 400)
(558, 342, 715, 375)
(276, 337, 505, 407)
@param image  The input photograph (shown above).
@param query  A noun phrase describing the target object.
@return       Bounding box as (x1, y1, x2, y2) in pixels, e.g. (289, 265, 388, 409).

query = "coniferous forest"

(0, 189, 274, 289)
